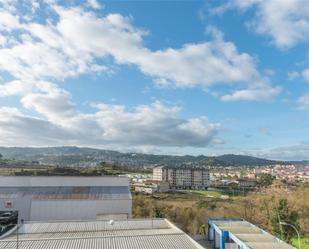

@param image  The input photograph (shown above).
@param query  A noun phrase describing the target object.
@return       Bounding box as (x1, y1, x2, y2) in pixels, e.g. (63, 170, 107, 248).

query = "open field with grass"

(292, 236, 309, 249)
(150, 190, 225, 200)
(143, 190, 233, 208)
(184, 190, 224, 198)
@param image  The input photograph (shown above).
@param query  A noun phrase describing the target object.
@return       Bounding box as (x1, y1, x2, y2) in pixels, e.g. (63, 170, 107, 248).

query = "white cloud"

(54, 8, 274, 94)
(0, 80, 35, 96)
(0, 96, 221, 148)
(87, 0, 102, 9)
(0, 79, 221, 148)
(258, 141, 309, 160)
(0, 9, 21, 31)
(221, 86, 281, 102)
(287, 67, 309, 83)
(288, 71, 301, 81)
(94, 101, 220, 147)
(0, 4, 278, 101)
(0, 0, 17, 12)
(0, 35, 7, 46)
(0, 1, 281, 148)
(221, 0, 309, 49)
(298, 93, 309, 109)
(302, 68, 309, 82)
(0, 107, 83, 146)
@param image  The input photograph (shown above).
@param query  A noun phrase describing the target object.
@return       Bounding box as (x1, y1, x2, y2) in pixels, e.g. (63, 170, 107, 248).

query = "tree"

(270, 198, 299, 242)
(0, 153, 2, 159)
(257, 173, 275, 188)
(151, 207, 163, 218)
(199, 224, 206, 235)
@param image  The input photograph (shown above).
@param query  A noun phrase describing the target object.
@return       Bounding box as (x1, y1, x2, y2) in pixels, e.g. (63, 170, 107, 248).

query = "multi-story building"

(153, 165, 210, 190)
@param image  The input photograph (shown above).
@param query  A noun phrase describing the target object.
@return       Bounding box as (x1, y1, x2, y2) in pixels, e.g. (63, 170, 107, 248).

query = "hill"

(0, 146, 288, 167)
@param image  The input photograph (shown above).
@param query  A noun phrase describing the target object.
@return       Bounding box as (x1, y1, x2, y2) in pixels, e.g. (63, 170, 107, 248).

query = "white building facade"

(153, 166, 210, 190)
(0, 176, 132, 222)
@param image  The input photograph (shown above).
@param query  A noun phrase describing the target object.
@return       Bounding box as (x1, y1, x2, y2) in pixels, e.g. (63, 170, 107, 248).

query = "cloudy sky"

(0, 0, 309, 160)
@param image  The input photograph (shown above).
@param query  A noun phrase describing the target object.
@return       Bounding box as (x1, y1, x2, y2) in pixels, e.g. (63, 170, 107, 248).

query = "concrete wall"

(30, 199, 132, 221)
(0, 198, 31, 222)
(0, 176, 130, 187)
(0, 198, 132, 222)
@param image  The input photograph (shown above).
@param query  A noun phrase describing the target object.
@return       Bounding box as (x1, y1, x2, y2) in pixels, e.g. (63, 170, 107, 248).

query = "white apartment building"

(153, 166, 210, 189)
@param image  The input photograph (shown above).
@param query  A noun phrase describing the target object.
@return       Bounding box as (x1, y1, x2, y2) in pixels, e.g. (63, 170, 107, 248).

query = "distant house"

(134, 180, 170, 194)
(225, 180, 239, 187)
(237, 179, 257, 188)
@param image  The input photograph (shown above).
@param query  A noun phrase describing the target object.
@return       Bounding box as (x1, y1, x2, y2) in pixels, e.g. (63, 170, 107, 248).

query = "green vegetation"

(0, 162, 151, 176)
(133, 182, 309, 243)
(292, 236, 309, 249)
(270, 198, 299, 242)
(96, 162, 151, 175)
(257, 173, 275, 188)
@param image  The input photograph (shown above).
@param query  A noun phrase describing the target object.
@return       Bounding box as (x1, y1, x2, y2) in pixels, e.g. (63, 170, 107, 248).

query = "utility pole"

(280, 222, 301, 249)
(16, 223, 19, 249)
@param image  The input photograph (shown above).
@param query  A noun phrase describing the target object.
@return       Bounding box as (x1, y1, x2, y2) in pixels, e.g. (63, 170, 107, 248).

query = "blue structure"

(207, 218, 297, 249)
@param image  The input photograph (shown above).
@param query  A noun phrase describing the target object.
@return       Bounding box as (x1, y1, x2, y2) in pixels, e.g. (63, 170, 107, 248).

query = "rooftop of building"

(0, 219, 205, 249)
(0, 176, 130, 187)
(153, 164, 209, 170)
(208, 218, 295, 249)
(0, 186, 132, 200)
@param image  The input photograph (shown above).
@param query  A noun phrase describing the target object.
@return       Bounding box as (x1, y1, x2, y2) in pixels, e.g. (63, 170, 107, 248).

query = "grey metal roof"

(0, 186, 131, 200)
(212, 220, 295, 249)
(0, 219, 205, 249)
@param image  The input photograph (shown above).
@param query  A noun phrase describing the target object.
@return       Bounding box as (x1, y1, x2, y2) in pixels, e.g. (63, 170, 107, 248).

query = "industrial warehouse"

(0, 176, 132, 222)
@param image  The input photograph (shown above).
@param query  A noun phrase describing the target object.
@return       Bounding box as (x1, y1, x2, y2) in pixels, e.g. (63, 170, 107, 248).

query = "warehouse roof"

(0, 186, 131, 200)
(209, 219, 295, 249)
(0, 176, 130, 187)
(0, 219, 205, 249)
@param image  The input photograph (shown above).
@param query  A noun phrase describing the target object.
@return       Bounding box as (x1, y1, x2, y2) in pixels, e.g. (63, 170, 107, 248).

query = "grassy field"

(185, 190, 224, 198)
(292, 236, 309, 249)
(150, 190, 227, 201)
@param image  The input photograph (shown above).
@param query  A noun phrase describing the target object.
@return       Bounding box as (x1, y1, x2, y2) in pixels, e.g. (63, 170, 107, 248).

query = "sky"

(0, 0, 309, 160)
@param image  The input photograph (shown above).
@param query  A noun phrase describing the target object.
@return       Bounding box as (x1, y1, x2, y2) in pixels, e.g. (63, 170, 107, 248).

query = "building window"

(5, 201, 13, 208)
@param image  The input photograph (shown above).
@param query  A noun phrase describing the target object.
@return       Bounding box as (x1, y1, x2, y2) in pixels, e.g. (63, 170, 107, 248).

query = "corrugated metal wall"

(30, 199, 132, 221)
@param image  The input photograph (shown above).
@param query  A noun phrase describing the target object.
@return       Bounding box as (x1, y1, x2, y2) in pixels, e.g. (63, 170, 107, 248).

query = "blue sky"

(0, 0, 309, 160)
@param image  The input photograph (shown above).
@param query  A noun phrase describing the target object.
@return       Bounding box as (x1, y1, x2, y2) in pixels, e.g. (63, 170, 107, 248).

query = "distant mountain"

(0, 146, 294, 168)
(215, 154, 282, 166)
(288, 160, 309, 166)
